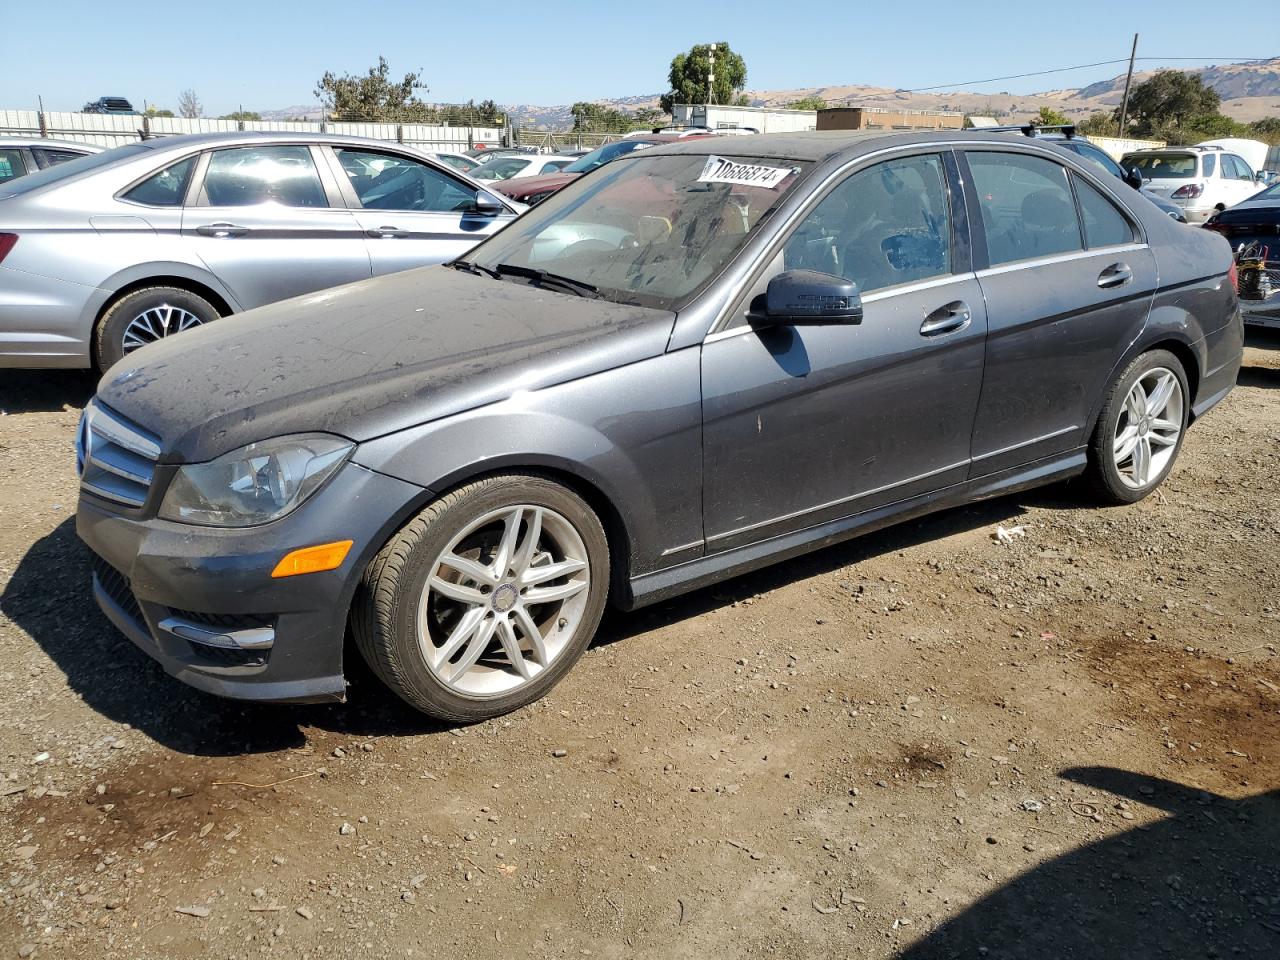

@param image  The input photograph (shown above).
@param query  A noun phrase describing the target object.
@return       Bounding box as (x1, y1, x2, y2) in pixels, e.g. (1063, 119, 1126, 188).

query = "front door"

(701, 151, 988, 553)
(182, 144, 371, 309)
(327, 146, 516, 277)
(959, 149, 1158, 474)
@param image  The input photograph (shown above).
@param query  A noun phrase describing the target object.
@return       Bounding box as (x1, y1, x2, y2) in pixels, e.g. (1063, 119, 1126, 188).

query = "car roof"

(126, 131, 471, 152)
(0, 137, 101, 151)
(641, 129, 1077, 163)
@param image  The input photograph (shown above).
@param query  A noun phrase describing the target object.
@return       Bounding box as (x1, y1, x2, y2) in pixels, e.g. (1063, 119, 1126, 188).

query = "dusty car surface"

(0, 132, 520, 371)
(76, 130, 1244, 721)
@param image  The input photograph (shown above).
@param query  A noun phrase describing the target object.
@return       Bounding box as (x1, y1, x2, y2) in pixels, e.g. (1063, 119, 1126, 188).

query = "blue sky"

(2, 0, 1271, 115)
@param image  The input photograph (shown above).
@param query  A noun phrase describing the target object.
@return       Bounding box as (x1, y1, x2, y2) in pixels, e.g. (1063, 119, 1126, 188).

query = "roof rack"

(981, 123, 1078, 139)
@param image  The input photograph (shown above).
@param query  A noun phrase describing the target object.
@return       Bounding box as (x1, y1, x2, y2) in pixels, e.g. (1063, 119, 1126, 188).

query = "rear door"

(182, 144, 370, 309)
(960, 148, 1157, 474)
(325, 146, 515, 277)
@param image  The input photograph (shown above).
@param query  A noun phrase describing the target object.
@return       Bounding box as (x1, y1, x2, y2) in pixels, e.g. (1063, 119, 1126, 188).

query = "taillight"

(1171, 183, 1204, 199)
(1228, 261, 1238, 292)
(0, 233, 16, 264)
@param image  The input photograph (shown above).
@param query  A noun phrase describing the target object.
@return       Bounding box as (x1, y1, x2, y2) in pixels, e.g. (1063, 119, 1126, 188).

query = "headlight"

(159, 434, 353, 527)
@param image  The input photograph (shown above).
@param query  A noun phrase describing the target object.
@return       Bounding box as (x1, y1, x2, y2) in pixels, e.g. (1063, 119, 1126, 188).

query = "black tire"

(352, 474, 610, 723)
(94, 286, 221, 373)
(1085, 349, 1190, 505)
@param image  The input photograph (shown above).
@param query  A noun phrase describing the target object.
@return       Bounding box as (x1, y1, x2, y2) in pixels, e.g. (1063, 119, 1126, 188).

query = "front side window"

(967, 151, 1082, 266)
(0, 149, 27, 184)
(202, 146, 327, 207)
(334, 148, 476, 212)
(1073, 175, 1134, 249)
(783, 153, 951, 294)
(122, 155, 196, 206)
(468, 153, 811, 310)
(32, 148, 87, 169)
(1226, 155, 1254, 181)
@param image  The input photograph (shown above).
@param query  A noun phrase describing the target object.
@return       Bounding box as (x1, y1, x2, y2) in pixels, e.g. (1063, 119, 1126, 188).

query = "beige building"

(817, 106, 964, 132)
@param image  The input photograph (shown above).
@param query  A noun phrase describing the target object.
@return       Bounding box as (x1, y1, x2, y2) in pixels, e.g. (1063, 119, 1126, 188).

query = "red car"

(491, 134, 705, 206)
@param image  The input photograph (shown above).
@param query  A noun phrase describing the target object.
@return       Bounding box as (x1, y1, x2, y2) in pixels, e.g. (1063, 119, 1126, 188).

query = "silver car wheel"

(121, 304, 206, 353)
(417, 504, 591, 697)
(1113, 367, 1183, 489)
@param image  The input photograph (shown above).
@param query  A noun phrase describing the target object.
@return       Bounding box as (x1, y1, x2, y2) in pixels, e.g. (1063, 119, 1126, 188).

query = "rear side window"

(0, 148, 27, 184)
(1201, 154, 1216, 178)
(202, 146, 327, 207)
(1073, 175, 1134, 248)
(122, 156, 195, 206)
(33, 148, 87, 170)
(967, 152, 1082, 266)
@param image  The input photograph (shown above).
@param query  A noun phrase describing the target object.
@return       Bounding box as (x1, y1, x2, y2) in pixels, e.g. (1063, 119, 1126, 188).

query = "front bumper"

(77, 460, 425, 704)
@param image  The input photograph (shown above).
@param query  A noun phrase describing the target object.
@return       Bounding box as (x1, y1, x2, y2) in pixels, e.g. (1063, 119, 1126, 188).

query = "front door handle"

(366, 226, 409, 239)
(920, 300, 972, 337)
(1098, 262, 1133, 289)
(195, 222, 248, 238)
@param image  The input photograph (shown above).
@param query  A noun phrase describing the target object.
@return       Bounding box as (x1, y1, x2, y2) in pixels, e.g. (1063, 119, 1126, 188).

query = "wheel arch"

(89, 272, 239, 370)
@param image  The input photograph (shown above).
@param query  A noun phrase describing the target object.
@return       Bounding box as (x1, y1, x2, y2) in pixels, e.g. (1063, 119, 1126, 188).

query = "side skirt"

(622, 448, 1087, 611)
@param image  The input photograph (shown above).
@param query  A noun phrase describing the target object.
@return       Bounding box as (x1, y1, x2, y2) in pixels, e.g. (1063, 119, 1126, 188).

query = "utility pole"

(708, 43, 717, 106)
(1117, 33, 1138, 137)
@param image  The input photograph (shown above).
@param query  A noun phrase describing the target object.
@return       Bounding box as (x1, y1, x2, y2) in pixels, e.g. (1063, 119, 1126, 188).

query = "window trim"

(709, 147, 964, 335)
(191, 143, 337, 210)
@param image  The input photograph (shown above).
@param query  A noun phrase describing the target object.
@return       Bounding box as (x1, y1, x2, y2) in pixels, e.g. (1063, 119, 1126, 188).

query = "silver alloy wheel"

(121, 304, 206, 353)
(1113, 366, 1183, 489)
(417, 504, 591, 697)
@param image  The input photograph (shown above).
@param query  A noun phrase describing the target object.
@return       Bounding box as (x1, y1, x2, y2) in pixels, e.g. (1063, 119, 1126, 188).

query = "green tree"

(219, 110, 262, 121)
(315, 56, 430, 122)
(1119, 70, 1220, 136)
(1033, 106, 1070, 127)
(144, 106, 175, 118)
(570, 101, 628, 133)
(631, 107, 666, 130)
(787, 95, 827, 111)
(1249, 117, 1280, 145)
(660, 42, 748, 114)
(1076, 112, 1115, 136)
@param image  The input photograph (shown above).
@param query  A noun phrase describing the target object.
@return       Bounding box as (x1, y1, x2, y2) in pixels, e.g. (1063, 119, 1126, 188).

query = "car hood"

(95, 266, 676, 463)
(492, 171, 579, 200)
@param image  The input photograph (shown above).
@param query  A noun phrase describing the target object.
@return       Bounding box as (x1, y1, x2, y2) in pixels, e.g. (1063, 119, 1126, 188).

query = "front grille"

(169, 609, 273, 630)
(76, 401, 161, 508)
(182, 642, 267, 669)
(90, 553, 145, 626)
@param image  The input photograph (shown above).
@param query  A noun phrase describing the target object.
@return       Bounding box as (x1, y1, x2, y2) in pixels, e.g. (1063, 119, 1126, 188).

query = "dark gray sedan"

(76, 130, 1243, 721)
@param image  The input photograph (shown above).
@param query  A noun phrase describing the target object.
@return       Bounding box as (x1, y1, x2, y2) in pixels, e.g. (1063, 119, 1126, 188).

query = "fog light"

(271, 540, 354, 578)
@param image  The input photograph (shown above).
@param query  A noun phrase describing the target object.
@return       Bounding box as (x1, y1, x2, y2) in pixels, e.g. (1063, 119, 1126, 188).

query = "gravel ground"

(2, 330, 1278, 960)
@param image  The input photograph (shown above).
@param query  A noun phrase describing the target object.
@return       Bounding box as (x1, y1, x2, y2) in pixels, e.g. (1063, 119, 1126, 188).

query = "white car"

(1121, 145, 1263, 223)
(425, 151, 482, 175)
(472, 154, 578, 182)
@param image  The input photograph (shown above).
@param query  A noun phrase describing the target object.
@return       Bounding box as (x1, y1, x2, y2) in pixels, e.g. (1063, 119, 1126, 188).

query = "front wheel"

(352, 474, 610, 722)
(1085, 349, 1189, 504)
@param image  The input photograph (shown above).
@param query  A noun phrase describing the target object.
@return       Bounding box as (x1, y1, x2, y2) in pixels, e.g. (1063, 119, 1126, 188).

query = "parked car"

(426, 151, 482, 174)
(1121, 145, 1263, 223)
(471, 154, 578, 182)
(491, 134, 703, 206)
(0, 138, 101, 185)
(83, 97, 138, 115)
(75, 131, 1242, 722)
(0, 132, 522, 371)
(1206, 180, 1280, 328)
(988, 125, 1187, 222)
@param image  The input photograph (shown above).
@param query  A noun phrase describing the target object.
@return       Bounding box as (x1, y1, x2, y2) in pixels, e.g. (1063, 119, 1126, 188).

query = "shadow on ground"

(900, 766, 1280, 959)
(1, 484, 1073, 757)
(0, 370, 96, 415)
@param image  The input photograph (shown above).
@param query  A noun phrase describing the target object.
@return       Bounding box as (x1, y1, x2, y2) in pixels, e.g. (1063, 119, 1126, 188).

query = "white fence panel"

(326, 121, 399, 141)
(148, 116, 240, 136)
(0, 110, 41, 136)
(43, 112, 143, 147)
(399, 124, 502, 150)
(243, 120, 323, 134)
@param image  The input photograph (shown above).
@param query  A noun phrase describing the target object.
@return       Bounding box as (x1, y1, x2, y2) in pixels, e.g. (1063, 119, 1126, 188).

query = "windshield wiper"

(447, 259, 500, 279)
(493, 263, 599, 298)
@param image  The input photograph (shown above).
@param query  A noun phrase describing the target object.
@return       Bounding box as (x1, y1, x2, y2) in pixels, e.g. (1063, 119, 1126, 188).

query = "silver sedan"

(0, 132, 522, 371)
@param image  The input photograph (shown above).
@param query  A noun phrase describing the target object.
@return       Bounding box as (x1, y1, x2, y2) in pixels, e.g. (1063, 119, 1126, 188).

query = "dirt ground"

(2, 330, 1279, 960)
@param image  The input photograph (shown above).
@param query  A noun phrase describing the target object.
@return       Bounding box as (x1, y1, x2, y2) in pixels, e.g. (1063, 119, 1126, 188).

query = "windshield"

(564, 140, 655, 174)
(1122, 153, 1196, 180)
(0, 142, 150, 196)
(465, 153, 811, 311)
(1250, 180, 1280, 201)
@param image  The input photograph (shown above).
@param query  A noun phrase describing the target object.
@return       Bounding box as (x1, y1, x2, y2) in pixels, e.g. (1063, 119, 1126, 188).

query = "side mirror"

(755, 269, 863, 326)
(1257, 171, 1268, 184)
(1124, 166, 1144, 190)
(469, 190, 506, 216)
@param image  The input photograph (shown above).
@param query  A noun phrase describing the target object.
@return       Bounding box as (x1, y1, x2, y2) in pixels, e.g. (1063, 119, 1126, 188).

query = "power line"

(903, 56, 1277, 93)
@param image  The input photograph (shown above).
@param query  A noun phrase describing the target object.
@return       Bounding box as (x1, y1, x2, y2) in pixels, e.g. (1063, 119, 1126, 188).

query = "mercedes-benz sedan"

(0, 132, 521, 370)
(77, 131, 1243, 722)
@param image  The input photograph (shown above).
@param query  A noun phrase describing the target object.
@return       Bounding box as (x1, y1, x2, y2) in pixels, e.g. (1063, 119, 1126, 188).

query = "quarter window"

(1073, 175, 1134, 248)
(122, 156, 196, 206)
(783, 153, 951, 294)
(967, 152, 1082, 266)
(1201, 153, 1216, 178)
(334, 148, 477, 212)
(202, 146, 327, 207)
(0, 148, 27, 184)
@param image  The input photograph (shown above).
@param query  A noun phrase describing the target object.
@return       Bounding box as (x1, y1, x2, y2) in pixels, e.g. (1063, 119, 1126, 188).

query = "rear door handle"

(920, 300, 972, 337)
(366, 226, 409, 239)
(195, 222, 248, 238)
(1098, 262, 1133, 288)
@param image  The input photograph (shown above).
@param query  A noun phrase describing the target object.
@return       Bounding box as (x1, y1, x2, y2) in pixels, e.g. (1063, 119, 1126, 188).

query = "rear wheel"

(94, 286, 220, 373)
(352, 474, 609, 722)
(1085, 349, 1189, 504)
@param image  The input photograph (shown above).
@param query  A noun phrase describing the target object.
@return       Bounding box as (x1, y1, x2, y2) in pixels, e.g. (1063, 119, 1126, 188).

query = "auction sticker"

(696, 155, 792, 189)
